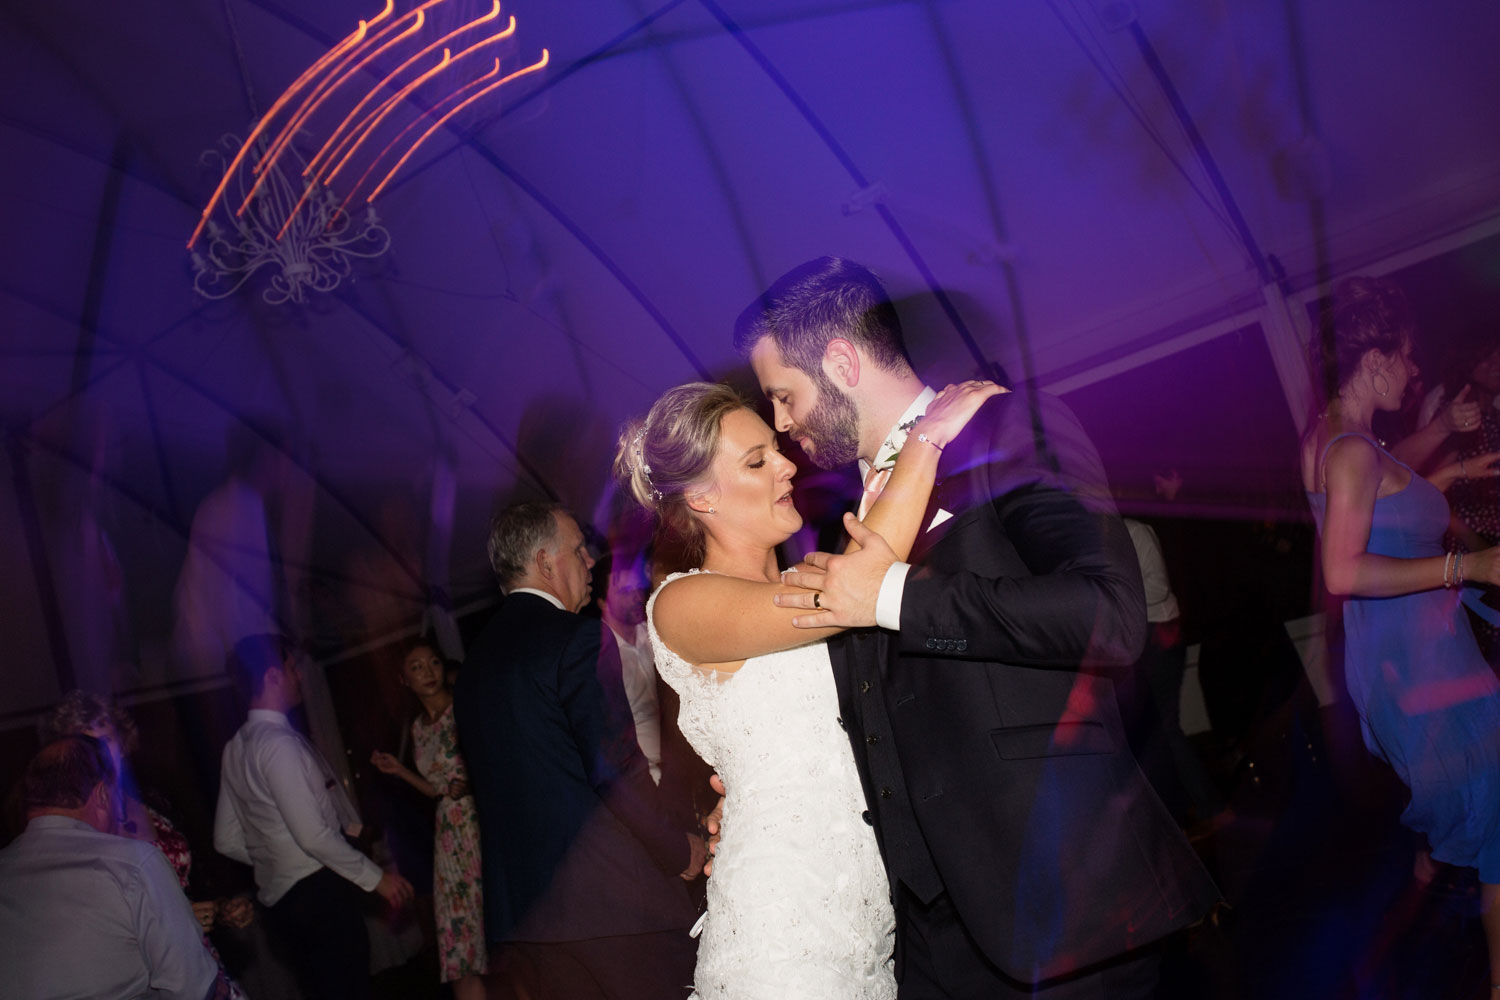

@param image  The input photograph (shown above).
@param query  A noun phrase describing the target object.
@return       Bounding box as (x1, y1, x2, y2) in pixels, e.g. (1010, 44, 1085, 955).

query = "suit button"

(860, 681, 871, 694)
(925, 638, 937, 650)
(880, 787, 893, 799)
(957, 639, 968, 651)
(861, 810, 874, 825)
(837, 717, 846, 730)
(866, 734, 880, 744)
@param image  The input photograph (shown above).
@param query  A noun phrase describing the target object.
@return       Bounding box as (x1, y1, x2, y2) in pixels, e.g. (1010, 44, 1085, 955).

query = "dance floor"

(364, 698, 1488, 1000)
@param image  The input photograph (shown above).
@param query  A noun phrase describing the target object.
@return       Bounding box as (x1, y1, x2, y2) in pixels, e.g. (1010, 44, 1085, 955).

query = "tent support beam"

(70, 135, 130, 399)
(5, 430, 76, 694)
(1126, 20, 1315, 429)
(697, 0, 1004, 385)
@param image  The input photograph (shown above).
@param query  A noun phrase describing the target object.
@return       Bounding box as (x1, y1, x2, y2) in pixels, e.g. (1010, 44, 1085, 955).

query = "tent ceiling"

(2, 0, 1499, 706)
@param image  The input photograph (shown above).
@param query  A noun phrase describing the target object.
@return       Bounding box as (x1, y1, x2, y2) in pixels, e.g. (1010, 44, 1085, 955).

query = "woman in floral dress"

(372, 641, 486, 998)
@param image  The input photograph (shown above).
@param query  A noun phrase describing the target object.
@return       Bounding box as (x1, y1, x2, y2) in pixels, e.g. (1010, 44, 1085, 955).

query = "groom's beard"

(797, 370, 860, 470)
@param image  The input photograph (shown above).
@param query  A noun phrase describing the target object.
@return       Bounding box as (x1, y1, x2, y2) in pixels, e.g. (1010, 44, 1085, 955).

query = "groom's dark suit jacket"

(831, 389, 1219, 983)
(455, 592, 697, 946)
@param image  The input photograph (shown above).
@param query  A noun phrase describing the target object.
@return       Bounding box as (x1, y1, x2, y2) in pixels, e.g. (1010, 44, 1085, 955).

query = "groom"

(737, 257, 1219, 998)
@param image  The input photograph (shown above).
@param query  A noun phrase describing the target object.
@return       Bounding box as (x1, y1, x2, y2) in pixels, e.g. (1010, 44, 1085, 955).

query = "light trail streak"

(276, 46, 455, 240)
(190, 1, 543, 258)
(365, 49, 548, 203)
(322, 21, 516, 186)
(185, 3, 387, 250)
(336, 56, 504, 219)
(244, 0, 446, 212)
(304, 1, 504, 180)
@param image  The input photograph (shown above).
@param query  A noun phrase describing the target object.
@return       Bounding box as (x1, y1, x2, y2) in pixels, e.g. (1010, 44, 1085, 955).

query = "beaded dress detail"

(647, 572, 895, 999)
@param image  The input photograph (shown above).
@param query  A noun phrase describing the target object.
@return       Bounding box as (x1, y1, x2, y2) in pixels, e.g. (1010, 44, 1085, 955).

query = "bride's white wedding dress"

(646, 571, 896, 1000)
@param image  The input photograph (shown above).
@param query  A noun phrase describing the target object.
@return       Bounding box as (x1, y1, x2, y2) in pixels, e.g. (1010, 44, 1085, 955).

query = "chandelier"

(191, 133, 392, 305)
(187, 0, 548, 305)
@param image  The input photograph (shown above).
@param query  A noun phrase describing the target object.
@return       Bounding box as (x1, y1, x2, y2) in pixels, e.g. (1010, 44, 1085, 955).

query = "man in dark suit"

(454, 502, 705, 1000)
(738, 258, 1219, 998)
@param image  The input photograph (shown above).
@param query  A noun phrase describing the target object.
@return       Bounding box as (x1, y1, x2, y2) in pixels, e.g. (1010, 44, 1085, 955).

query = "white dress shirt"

(1124, 519, 1181, 623)
(0, 815, 220, 1000)
(857, 387, 943, 631)
(611, 621, 664, 783)
(215, 709, 382, 905)
(508, 586, 565, 610)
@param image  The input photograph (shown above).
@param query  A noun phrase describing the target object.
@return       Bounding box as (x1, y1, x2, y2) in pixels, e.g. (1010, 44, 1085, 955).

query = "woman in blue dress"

(1301, 275, 1500, 986)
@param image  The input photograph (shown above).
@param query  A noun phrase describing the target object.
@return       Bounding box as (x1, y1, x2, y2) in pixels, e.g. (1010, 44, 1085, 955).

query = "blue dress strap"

(1317, 431, 1383, 492)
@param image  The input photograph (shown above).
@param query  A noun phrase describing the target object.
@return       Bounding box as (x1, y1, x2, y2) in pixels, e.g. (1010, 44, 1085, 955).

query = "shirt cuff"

(353, 857, 384, 893)
(876, 562, 910, 631)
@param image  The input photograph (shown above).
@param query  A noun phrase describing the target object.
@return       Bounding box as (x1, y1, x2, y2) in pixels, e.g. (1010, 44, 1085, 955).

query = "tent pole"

(5, 430, 77, 694)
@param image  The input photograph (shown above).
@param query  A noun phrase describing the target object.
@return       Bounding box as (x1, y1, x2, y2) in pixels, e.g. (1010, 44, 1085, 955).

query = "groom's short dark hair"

(733, 257, 913, 378)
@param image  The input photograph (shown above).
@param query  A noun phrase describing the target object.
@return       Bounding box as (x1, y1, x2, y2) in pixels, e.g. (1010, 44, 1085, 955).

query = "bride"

(613, 378, 999, 999)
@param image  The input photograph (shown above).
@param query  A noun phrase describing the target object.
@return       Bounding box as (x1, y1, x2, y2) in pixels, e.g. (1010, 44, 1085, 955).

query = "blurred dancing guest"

(172, 427, 288, 675)
(0, 735, 234, 1000)
(455, 503, 702, 1000)
(600, 543, 665, 785)
(215, 634, 414, 1000)
(371, 639, 486, 1000)
(41, 691, 256, 946)
(1421, 341, 1500, 660)
(620, 379, 997, 998)
(1302, 276, 1500, 986)
(740, 257, 1219, 997)
(1120, 519, 1225, 826)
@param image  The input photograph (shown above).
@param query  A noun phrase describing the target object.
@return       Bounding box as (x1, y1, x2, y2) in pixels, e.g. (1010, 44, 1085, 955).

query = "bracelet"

(1457, 551, 1466, 588)
(915, 432, 943, 452)
(1444, 551, 1456, 588)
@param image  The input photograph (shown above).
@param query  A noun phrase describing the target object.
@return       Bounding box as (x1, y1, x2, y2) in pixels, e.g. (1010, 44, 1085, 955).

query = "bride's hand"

(913, 380, 1006, 449)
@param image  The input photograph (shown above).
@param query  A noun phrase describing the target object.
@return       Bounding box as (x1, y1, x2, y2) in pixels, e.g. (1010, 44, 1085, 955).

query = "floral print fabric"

(413, 705, 487, 981)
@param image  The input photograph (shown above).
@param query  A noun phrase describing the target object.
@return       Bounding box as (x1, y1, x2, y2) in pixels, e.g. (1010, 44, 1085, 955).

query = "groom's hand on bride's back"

(702, 774, 726, 877)
(679, 832, 708, 881)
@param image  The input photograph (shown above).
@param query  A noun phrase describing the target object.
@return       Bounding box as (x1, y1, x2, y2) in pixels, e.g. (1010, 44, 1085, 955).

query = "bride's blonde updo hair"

(613, 382, 750, 566)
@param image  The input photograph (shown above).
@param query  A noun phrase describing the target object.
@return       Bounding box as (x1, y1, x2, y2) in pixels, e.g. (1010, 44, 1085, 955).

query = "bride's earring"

(1373, 370, 1390, 397)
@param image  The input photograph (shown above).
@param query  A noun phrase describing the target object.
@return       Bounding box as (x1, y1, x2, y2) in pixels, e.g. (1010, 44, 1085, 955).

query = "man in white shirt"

(215, 633, 413, 1000)
(1122, 518, 1224, 824)
(1, 734, 232, 1000)
(601, 550, 664, 783)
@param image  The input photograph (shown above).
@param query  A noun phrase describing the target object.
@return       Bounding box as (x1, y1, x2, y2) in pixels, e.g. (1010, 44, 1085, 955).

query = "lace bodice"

(646, 571, 895, 999)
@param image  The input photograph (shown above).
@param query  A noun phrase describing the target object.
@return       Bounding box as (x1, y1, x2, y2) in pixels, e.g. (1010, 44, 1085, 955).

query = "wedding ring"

(813, 593, 822, 609)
